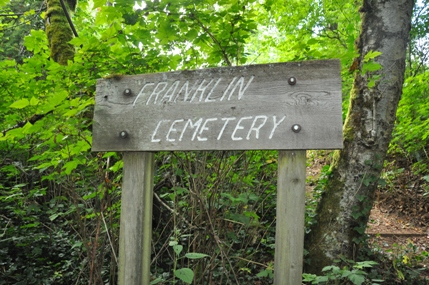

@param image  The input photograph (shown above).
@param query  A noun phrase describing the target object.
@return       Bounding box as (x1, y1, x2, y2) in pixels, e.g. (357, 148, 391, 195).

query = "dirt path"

(306, 153, 429, 265)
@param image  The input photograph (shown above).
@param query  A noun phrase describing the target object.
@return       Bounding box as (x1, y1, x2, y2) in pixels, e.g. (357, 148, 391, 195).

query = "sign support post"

(117, 152, 154, 285)
(275, 150, 306, 285)
(91, 59, 343, 285)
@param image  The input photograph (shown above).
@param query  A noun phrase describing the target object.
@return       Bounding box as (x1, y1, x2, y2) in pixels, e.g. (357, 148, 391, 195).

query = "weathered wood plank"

(118, 152, 154, 285)
(92, 60, 342, 151)
(275, 150, 306, 285)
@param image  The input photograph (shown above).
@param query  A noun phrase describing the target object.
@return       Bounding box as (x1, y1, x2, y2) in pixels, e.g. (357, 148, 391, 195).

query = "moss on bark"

(45, 0, 75, 65)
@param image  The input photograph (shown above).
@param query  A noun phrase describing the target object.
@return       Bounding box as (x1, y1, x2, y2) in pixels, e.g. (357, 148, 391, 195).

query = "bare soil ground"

(307, 153, 429, 272)
(366, 182, 429, 274)
(366, 167, 429, 255)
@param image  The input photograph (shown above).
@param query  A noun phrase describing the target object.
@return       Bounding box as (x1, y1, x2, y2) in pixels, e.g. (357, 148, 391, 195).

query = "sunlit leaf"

(10, 99, 29, 109)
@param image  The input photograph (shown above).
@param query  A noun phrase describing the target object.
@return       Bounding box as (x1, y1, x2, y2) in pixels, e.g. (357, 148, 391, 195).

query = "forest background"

(1, 0, 429, 284)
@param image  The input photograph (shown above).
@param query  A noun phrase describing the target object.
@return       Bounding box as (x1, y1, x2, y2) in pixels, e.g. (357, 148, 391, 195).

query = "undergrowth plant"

(150, 151, 279, 284)
(302, 260, 383, 285)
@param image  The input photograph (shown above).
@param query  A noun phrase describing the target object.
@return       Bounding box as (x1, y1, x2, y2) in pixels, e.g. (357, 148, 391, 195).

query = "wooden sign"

(91, 59, 343, 285)
(92, 60, 342, 151)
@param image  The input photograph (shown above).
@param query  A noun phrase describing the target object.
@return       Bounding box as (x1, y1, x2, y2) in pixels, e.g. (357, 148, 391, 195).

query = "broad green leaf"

(23, 30, 47, 53)
(10, 98, 29, 109)
(48, 90, 69, 108)
(362, 62, 382, 74)
(64, 108, 78, 117)
(184, 252, 209, 259)
(315, 276, 329, 282)
(348, 273, 365, 285)
(174, 268, 194, 284)
(158, 21, 177, 44)
(307, 38, 318, 45)
(93, 0, 105, 9)
(22, 121, 34, 134)
(173, 244, 183, 256)
(30, 96, 39, 106)
(185, 29, 199, 41)
(256, 270, 268, 277)
(0, 0, 8, 8)
(63, 160, 79, 175)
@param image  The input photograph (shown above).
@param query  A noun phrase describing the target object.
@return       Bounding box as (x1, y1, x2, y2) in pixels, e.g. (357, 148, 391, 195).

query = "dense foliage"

(0, 0, 428, 284)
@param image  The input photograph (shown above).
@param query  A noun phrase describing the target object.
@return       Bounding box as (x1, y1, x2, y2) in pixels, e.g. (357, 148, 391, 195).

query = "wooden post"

(275, 150, 306, 285)
(118, 152, 154, 285)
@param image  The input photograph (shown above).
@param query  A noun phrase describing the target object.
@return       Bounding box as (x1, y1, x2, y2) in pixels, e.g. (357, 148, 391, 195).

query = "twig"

(200, 194, 241, 285)
(189, 12, 232, 66)
(101, 211, 118, 264)
(229, 256, 268, 268)
(153, 192, 194, 229)
(1, 219, 10, 238)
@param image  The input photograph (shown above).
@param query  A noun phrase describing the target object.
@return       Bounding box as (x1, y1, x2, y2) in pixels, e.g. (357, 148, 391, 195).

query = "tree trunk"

(305, 0, 414, 274)
(45, 0, 75, 65)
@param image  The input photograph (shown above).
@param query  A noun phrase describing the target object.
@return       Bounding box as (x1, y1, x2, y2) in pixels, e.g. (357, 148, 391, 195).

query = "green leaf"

(22, 121, 34, 134)
(83, 191, 97, 200)
(363, 50, 382, 62)
(49, 213, 60, 221)
(72, 241, 83, 249)
(185, 29, 199, 41)
(20, 222, 40, 229)
(362, 62, 382, 74)
(10, 98, 30, 109)
(29, 96, 39, 106)
(174, 268, 194, 284)
(158, 21, 177, 44)
(349, 273, 365, 285)
(0, 0, 8, 8)
(63, 160, 79, 175)
(184, 252, 209, 259)
(355, 261, 378, 268)
(315, 276, 329, 282)
(302, 273, 317, 282)
(307, 38, 318, 45)
(23, 30, 47, 53)
(149, 277, 163, 284)
(93, 0, 105, 9)
(173, 244, 183, 256)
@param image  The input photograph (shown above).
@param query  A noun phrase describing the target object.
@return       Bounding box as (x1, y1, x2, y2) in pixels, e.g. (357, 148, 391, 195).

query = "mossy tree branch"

(45, 0, 75, 65)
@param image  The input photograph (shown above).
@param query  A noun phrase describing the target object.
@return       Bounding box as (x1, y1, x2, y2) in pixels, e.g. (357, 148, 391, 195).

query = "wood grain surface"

(92, 60, 343, 151)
